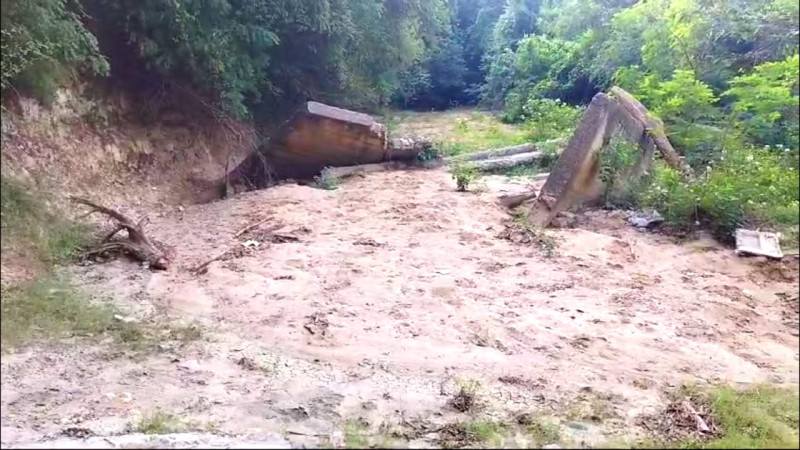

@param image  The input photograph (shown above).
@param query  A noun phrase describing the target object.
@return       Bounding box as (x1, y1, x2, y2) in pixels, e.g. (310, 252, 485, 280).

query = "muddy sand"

(2, 169, 798, 448)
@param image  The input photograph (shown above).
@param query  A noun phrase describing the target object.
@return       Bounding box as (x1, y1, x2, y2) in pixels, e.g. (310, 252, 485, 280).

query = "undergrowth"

(635, 146, 799, 245)
(0, 174, 203, 353)
(425, 111, 527, 157)
(0, 275, 204, 353)
(136, 409, 185, 435)
(1, 174, 89, 265)
(644, 384, 800, 449)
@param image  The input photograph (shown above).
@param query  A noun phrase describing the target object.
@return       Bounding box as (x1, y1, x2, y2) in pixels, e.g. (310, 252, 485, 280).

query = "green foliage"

(136, 409, 184, 435)
(698, 145, 799, 241)
(1, 175, 89, 265)
(344, 420, 369, 448)
(636, 163, 698, 230)
(516, 98, 582, 142)
(725, 54, 800, 151)
(526, 419, 561, 445)
(638, 145, 799, 242)
(619, 68, 722, 166)
(415, 146, 441, 166)
(451, 162, 480, 191)
(1, 0, 108, 101)
(679, 385, 799, 449)
(462, 420, 507, 446)
(0, 275, 157, 352)
(599, 137, 639, 206)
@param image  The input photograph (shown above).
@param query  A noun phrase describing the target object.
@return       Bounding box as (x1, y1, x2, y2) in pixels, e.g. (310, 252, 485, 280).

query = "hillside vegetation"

(3, 0, 797, 245)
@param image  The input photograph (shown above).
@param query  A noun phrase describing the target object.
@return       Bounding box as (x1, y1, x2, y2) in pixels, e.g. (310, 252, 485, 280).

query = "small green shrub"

(451, 162, 479, 192)
(463, 420, 506, 446)
(136, 409, 184, 435)
(314, 167, 339, 190)
(415, 145, 441, 166)
(520, 98, 583, 142)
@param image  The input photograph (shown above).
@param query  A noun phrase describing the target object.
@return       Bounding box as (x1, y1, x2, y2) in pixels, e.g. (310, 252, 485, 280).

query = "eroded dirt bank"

(2, 169, 798, 448)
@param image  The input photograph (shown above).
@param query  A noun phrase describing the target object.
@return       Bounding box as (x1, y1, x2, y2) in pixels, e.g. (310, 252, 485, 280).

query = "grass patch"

(638, 384, 799, 449)
(463, 420, 506, 446)
(1, 275, 121, 351)
(689, 385, 799, 449)
(390, 109, 527, 157)
(1, 174, 89, 265)
(345, 420, 369, 448)
(0, 275, 203, 353)
(439, 420, 507, 448)
(136, 409, 184, 435)
(524, 419, 561, 445)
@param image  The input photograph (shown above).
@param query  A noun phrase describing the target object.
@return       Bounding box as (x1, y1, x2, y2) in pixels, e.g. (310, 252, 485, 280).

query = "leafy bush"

(599, 137, 639, 206)
(1, 0, 109, 102)
(451, 162, 479, 191)
(637, 145, 799, 243)
(725, 54, 800, 152)
(637, 163, 699, 230)
(616, 68, 723, 167)
(517, 98, 582, 142)
(415, 145, 441, 166)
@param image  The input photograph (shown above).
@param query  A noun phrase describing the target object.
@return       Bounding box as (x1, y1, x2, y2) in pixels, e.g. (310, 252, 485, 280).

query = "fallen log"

(323, 161, 411, 180)
(70, 197, 170, 270)
(446, 143, 537, 162)
(470, 151, 544, 172)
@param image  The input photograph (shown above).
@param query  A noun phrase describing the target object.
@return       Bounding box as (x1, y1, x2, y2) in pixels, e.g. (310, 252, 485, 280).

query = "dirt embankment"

(1, 87, 254, 284)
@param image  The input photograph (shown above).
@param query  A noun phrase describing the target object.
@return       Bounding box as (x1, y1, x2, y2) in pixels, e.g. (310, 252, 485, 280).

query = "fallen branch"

(70, 197, 170, 270)
(190, 249, 230, 274)
(233, 216, 272, 238)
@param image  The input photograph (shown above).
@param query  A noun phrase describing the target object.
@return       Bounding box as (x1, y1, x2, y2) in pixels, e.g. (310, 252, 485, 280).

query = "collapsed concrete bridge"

(224, 88, 689, 229)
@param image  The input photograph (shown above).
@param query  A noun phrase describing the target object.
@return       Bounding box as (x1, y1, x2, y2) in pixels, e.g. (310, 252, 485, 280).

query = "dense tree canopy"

(1, 0, 798, 242)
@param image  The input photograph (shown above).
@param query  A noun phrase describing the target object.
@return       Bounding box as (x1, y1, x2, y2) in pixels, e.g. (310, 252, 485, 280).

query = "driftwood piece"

(70, 197, 170, 270)
(470, 151, 545, 172)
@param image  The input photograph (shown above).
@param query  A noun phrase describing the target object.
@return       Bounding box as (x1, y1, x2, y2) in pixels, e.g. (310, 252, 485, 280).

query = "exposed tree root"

(70, 196, 171, 270)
